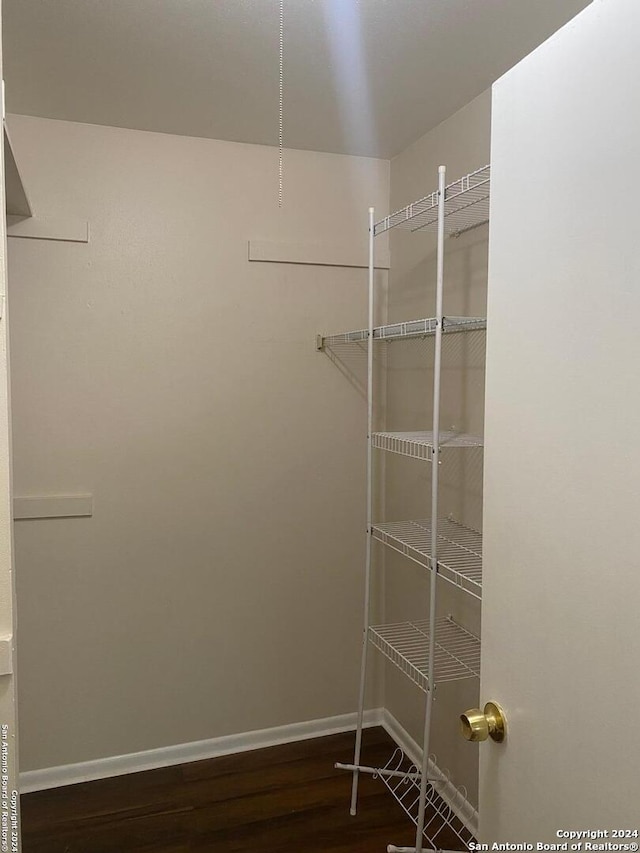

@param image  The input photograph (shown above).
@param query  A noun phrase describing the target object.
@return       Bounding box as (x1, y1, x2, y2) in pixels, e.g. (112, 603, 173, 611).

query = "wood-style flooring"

(21, 726, 469, 852)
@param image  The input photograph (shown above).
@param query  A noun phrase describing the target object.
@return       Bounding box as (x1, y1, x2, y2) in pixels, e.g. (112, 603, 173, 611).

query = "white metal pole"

(336, 762, 421, 781)
(350, 207, 376, 816)
(414, 166, 446, 852)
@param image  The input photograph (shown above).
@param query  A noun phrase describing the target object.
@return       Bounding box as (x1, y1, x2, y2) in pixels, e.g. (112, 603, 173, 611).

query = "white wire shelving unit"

(320, 164, 490, 852)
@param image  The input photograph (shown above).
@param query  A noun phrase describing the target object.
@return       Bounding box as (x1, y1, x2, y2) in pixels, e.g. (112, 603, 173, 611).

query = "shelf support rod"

(336, 762, 427, 781)
(414, 165, 446, 853)
(349, 206, 376, 816)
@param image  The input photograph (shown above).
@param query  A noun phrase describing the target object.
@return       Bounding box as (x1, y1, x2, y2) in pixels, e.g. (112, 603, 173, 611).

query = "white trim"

(7, 215, 89, 243)
(381, 709, 479, 838)
(381, 707, 422, 767)
(19, 708, 384, 793)
(248, 240, 390, 270)
(14, 494, 93, 521)
(0, 636, 12, 675)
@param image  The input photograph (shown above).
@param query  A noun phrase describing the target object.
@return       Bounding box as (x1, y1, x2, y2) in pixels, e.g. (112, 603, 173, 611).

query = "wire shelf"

(374, 165, 490, 237)
(369, 616, 480, 691)
(372, 517, 482, 599)
(379, 748, 476, 849)
(318, 316, 486, 349)
(371, 431, 483, 461)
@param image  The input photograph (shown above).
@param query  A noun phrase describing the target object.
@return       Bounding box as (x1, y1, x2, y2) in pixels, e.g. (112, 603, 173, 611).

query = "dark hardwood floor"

(21, 727, 469, 852)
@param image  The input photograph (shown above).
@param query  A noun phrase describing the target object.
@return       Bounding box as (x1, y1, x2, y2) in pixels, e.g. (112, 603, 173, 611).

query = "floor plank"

(21, 727, 472, 852)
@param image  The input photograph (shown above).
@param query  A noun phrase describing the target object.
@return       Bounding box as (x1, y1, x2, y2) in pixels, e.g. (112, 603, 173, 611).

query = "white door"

(0, 11, 22, 850)
(480, 0, 640, 841)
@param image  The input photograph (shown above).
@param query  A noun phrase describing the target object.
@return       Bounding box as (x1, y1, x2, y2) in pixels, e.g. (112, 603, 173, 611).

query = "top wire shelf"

(317, 315, 486, 349)
(374, 165, 490, 237)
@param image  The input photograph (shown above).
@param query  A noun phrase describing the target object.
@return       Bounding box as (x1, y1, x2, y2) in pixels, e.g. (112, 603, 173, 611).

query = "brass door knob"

(460, 701, 506, 743)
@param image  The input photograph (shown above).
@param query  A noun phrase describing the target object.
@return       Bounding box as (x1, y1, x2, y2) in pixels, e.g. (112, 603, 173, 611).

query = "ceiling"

(3, 0, 591, 159)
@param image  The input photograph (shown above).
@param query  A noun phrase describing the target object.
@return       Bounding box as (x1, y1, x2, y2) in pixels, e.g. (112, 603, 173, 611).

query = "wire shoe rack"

(319, 164, 490, 851)
(379, 749, 476, 852)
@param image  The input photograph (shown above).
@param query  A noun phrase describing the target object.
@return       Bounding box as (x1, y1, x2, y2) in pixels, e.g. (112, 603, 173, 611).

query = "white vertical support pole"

(350, 207, 376, 816)
(414, 166, 446, 852)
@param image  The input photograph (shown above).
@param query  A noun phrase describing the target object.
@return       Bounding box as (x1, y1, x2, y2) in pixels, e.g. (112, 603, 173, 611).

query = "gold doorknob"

(460, 702, 506, 743)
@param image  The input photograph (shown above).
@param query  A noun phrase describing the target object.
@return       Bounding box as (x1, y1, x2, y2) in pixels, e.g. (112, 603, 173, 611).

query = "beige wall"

(7, 114, 389, 771)
(383, 90, 491, 805)
(9, 96, 491, 789)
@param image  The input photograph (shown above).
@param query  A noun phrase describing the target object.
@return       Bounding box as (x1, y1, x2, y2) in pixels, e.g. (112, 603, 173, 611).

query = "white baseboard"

(19, 708, 383, 794)
(381, 708, 479, 837)
(381, 707, 423, 766)
(20, 707, 478, 837)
